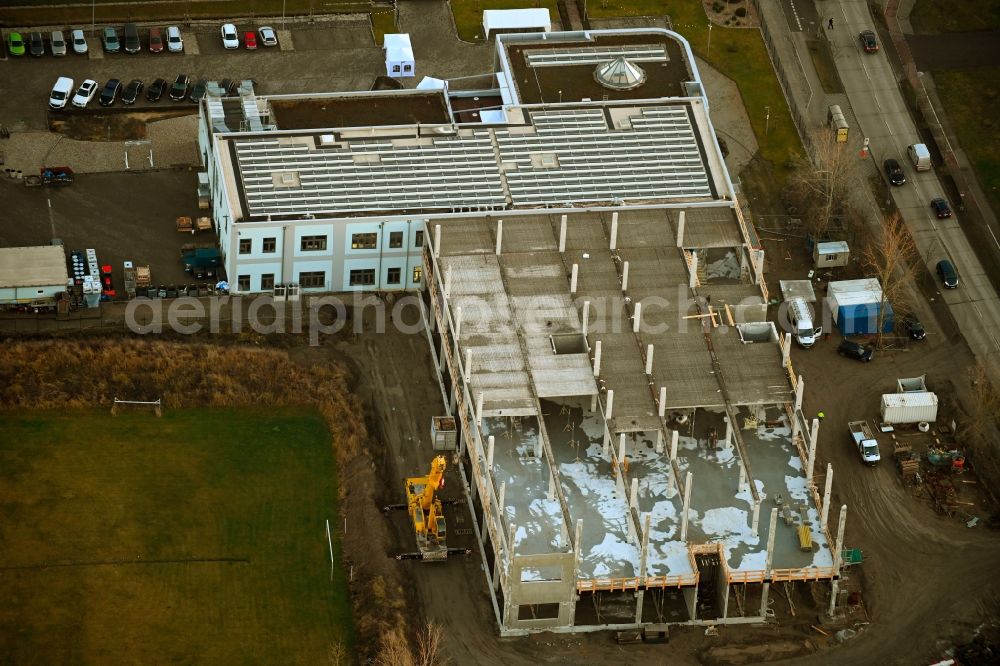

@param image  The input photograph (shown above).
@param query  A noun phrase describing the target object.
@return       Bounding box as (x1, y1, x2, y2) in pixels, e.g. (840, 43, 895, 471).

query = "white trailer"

(848, 420, 880, 465)
(880, 392, 938, 424)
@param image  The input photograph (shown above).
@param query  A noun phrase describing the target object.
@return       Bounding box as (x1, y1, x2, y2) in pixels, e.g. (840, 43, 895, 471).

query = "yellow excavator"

(384, 455, 470, 561)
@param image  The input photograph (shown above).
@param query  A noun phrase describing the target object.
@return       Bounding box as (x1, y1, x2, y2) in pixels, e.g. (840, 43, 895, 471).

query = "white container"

(880, 392, 938, 424)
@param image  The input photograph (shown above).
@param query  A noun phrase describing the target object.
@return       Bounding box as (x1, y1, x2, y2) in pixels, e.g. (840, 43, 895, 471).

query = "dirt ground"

(48, 108, 197, 142)
(270, 94, 451, 130)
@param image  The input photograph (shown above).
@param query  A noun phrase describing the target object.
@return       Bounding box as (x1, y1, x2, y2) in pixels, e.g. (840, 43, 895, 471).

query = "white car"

(71, 29, 88, 54)
(258, 26, 277, 47)
(50, 30, 67, 56)
(72, 79, 98, 108)
(220, 23, 239, 49)
(166, 25, 183, 53)
(49, 77, 74, 109)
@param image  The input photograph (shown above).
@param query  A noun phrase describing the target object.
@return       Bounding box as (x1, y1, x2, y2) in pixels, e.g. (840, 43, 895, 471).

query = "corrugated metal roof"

(0, 246, 69, 288)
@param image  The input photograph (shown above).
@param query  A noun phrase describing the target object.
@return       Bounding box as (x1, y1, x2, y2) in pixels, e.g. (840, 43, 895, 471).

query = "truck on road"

(848, 420, 880, 465)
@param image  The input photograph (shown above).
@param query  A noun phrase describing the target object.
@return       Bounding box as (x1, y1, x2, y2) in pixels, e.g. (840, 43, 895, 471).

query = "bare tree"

(859, 211, 918, 348)
(327, 641, 348, 666)
(785, 129, 862, 238)
(415, 623, 448, 666)
(374, 628, 414, 666)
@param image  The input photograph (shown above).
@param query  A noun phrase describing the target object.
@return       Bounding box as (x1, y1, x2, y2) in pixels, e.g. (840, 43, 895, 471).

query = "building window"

(301, 235, 327, 251)
(393, 65, 401, 73)
(349, 269, 376, 286)
(238, 238, 252, 254)
(300, 271, 326, 288)
(351, 233, 377, 250)
(412, 266, 422, 284)
(389, 231, 403, 249)
(414, 230, 424, 247)
(262, 237, 276, 253)
(237, 275, 250, 291)
(261, 273, 275, 290)
(387, 267, 401, 284)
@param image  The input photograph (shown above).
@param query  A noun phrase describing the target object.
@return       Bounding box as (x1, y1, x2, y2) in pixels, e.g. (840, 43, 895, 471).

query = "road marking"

(787, 0, 804, 31)
(988, 225, 1000, 251)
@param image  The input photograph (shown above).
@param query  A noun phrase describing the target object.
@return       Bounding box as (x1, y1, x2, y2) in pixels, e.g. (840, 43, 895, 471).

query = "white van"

(48, 76, 74, 109)
(788, 297, 822, 348)
(907, 143, 931, 171)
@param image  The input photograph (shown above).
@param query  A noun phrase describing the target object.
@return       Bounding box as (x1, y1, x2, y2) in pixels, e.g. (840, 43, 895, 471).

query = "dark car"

(122, 79, 144, 105)
(29, 31, 44, 56)
(123, 23, 140, 53)
(884, 158, 905, 186)
(937, 259, 959, 288)
(189, 78, 208, 103)
(98, 78, 121, 106)
(169, 74, 190, 101)
(859, 30, 879, 53)
(838, 339, 874, 362)
(901, 315, 926, 341)
(931, 197, 952, 219)
(146, 77, 166, 102)
(148, 27, 163, 53)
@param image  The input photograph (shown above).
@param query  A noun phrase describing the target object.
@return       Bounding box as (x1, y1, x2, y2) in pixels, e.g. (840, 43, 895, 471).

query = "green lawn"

(911, 0, 1000, 33)
(450, 0, 562, 41)
(0, 407, 351, 664)
(934, 66, 1000, 219)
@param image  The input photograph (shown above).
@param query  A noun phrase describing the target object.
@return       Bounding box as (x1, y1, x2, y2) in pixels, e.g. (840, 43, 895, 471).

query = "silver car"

(50, 30, 67, 56)
(71, 29, 88, 55)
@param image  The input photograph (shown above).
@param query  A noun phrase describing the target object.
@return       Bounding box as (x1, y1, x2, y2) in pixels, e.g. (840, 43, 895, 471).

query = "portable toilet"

(814, 241, 849, 268)
(827, 105, 849, 143)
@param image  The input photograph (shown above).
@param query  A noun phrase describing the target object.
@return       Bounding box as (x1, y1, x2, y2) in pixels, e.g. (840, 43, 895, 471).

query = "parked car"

(221, 23, 239, 49)
(258, 26, 277, 47)
(122, 79, 144, 105)
(123, 23, 140, 53)
(190, 79, 208, 102)
(858, 30, 879, 53)
(50, 30, 67, 56)
(72, 79, 98, 108)
(883, 158, 905, 186)
(29, 32, 45, 57)
(838, 339, 874, 363)
(936, 259, 959, 289)
(71, 29, 88, 54)
(244, 31, 257, 50)
(102, 27, 120, 53)
(146, 77, 167, 102)
(900, 315, 926, 341)
(931, 197, 952, 219)
(99, 78, 122, 106)
(48, 77, 74, 109)
(148, 27, 163, 53)
(166, 25, 183, 53)
(7, 31, 25, 56)
(169, 73, 190, 101)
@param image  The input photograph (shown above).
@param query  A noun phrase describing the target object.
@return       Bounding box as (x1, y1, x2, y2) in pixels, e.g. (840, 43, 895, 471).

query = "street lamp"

(707, 23, 713, 58)
(765, 106, 770, 135)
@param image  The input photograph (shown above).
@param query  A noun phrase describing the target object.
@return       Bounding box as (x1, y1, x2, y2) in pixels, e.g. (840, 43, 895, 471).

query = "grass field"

(911, 0, 1000, 33)
(0, 407, 352, 664)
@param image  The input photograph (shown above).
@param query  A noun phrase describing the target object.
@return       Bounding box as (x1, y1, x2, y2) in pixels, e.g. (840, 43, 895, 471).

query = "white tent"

(482, 9, 551, 39)
(383, 33, 414, 78)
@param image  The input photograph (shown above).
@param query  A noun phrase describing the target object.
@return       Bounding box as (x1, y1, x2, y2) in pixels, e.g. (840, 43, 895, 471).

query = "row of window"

(238, 231, 425, 255)
(235, 267, 424, 292)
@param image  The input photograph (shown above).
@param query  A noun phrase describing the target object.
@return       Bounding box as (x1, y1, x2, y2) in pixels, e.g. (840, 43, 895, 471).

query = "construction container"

(880, 392, 938, 424)
(813, 241, 849, 268)
(827, 278, 893, 335)
(431, 416, 457, 451)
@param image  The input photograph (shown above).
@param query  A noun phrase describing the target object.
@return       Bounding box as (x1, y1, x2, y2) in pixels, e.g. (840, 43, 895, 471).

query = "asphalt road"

(827, 0, 1000, 372)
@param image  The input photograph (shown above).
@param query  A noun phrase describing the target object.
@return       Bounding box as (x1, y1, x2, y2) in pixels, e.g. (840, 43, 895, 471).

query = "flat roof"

(0, 246, 68, 288)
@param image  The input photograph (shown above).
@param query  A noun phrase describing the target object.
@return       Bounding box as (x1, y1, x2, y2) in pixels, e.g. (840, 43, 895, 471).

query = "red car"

(244, 31, 257, 50)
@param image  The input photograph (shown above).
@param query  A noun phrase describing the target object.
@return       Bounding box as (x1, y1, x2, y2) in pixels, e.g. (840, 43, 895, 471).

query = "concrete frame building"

(198, 27, 846, 634)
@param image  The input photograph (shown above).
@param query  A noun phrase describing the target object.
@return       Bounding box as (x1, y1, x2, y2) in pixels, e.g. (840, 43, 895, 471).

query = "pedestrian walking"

(828, 18, 834, 29)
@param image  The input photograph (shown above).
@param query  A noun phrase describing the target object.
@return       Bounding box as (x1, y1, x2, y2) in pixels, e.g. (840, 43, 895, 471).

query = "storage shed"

(482, 8, 551, 39)
(383, 33, 415, 78)
(814, 240, 849, 268)
(827, 278, 894, 335)
(0, 245, 69, 307)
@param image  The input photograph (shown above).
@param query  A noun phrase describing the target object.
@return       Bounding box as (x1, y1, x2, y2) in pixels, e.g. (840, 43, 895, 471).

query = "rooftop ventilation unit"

(594, 56, 646, 91)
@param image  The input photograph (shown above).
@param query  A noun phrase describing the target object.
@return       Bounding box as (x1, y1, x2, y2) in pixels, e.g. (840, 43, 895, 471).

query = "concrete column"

(689, 251, 698, 289)
(548, 471, 556, 501)
(448, 382, 456, 414)
(737, 460, 746, 492)
(570, 263, 578, 294)
(791, 414, 801, 446)
(476, 392, 484, 425)
(633, 301, 642, 333)
(487, 435, 495, 470)
(645, 344, 654, 375)
(602, 427, 610, 457)
(667, 468, 675, 498)
(590, 394, 597, 412)
(434, 224, 442, 257)
(828, 505, 848, 618)
(781, 333, 790, 365)
(751, 498, 761, 536)
(495, 219, 503, 255)
(573, 519, 583, 575)
(454, 305, 462, 341)
(497, 481, 506, 518)
(635, 512, 652, 624)
(592, 340, 602, 377)
(464, 348, 472, 382)
(559, 214, 567, 253)
(670, 430, 679, 461)
(610, 211, 619, 250)
(582, 300, 590, 337)
(822, 463, 834, 528)
(618, 432, 627, 463)
(760, 507, 779, 617)
(655, 429, 664, 454)
(621, 261, 630, 291)
(535, 436, 541, 460)
(658, 386, 667, 417)
(794, 375, 804, 412)
(676, 210, 685, 247)
(444, 264, 453, 298)
(807, 418, 819, 484)
(680, 472, 693, 541)
(605, 389, 614, 421)
(724, 417, 732, 448)
(630, 477, 638, 507)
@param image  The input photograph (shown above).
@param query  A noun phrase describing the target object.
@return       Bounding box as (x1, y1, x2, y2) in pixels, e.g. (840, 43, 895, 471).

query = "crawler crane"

(384, 455, 470, 561)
